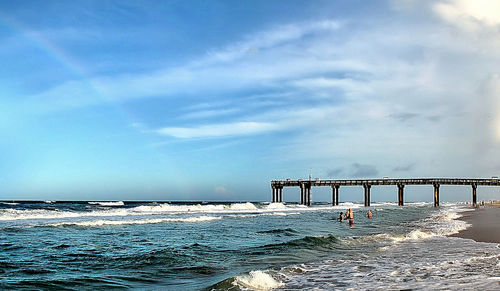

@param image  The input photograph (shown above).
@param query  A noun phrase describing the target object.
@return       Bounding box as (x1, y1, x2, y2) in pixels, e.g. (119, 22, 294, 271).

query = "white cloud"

(433, 0, 500, 31)
(289, 77, 372, 99)
(156, 121, 281, 139)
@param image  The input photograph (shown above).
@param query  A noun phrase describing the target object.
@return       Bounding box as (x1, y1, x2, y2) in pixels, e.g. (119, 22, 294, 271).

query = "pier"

(270, 178, 500, 207)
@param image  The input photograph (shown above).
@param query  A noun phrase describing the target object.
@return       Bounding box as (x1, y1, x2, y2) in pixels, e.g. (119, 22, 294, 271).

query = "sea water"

(1, 201, 499, 290)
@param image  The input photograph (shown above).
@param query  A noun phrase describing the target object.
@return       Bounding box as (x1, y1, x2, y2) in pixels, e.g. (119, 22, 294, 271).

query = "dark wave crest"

(205, 276, 238, 291)
(257, 228, 298, 236)
(259, 234, 341, 252)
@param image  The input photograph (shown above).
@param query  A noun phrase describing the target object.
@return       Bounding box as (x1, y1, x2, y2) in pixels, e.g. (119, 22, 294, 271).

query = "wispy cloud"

(203, 20, 341, 64)
(156, 121, 281, 139)
(179, 108, 240, 120)
(25, 20, 344, 112)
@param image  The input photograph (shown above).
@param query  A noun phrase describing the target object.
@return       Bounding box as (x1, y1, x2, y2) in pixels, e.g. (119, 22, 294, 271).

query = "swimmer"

(367, 210, 372, 219)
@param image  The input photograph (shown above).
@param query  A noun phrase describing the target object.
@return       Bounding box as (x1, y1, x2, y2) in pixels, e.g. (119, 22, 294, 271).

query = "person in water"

(367, 210, 372, 219)
(339, 212, 344, 221)
(348, 208, 354, 219)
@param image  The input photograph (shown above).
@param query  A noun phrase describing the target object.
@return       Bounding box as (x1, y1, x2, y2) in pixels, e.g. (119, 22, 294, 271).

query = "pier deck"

(270, 178, 499, 207)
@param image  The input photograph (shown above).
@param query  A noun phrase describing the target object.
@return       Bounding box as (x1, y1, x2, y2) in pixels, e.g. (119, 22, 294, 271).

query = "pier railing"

(270, 178, 499, 207)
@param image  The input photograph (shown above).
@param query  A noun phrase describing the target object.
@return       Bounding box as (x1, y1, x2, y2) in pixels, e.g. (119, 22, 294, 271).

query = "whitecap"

(0, 208, 132, 221)
(266, 203, 287, 210)
(226, 202, 258, 210)
(233, 270, 284, 290)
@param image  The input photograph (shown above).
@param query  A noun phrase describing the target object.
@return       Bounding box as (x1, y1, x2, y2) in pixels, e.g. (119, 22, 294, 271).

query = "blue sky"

(1, 0, 500, 202)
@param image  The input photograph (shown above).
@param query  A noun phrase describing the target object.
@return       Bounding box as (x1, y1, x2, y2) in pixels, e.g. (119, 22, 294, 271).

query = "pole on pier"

(272, 186, 276, 203)
(472, 183, 477, 206)
(364, 184, 371, 207)
(279, 187, 283, 203)
(398, 184, 404, 206)
(335, 185, 340, 206)
(433, 184, 440, 207)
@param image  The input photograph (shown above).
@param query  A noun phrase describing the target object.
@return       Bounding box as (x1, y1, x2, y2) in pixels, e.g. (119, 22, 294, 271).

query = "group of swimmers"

(338, 209, 373, 226)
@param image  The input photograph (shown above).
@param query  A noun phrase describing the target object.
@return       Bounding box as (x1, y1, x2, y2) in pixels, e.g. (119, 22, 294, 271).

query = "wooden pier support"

(472, 183, 477, 206)
(305, 184, 312, 206)
(433, 184, 440, 207)
(364, 184, 371, 207)
(304, 186, 308, 206)
(398, 184, 404, 206)
(335, 185, 340, 206)
(300, 183, 311, 205)
(331, 185, 339, 206)
(300, 184, 304, 205)
(272, 186, 283, 203)
(273, 186, 282, 203)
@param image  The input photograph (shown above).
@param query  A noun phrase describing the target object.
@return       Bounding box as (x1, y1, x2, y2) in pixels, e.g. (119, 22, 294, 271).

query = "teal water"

(1, 201, 499, 290)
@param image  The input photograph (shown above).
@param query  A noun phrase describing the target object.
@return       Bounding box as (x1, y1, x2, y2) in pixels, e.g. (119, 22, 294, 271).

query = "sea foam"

(233, 270, 284, 290)
(226, 202, 258, 210)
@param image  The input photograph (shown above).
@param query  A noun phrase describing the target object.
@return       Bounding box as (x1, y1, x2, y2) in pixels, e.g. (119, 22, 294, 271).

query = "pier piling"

(332, 185, 339, 206)
(434, 184, 440, 207)
(472, 183, 477, 206)
(364, 184, 371, 207)
(300, 184, 304, 205)
(335, 185, 339, 206)
(306, 183, 311, 206)
(398, 184, 404, 206)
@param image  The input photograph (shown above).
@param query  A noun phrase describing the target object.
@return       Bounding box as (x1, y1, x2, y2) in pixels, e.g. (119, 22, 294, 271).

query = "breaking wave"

(210, 270, 284, 290)
(233, 270, 284, 290)
(48, 216, 221, 227)
(0, 202, 354, 221)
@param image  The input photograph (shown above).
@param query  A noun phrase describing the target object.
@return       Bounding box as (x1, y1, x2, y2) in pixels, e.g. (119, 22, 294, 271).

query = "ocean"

(1, 201, 499, 290)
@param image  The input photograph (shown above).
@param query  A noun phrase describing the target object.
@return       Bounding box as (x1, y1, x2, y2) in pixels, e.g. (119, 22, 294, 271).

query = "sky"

(1, 0, 500, 202)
